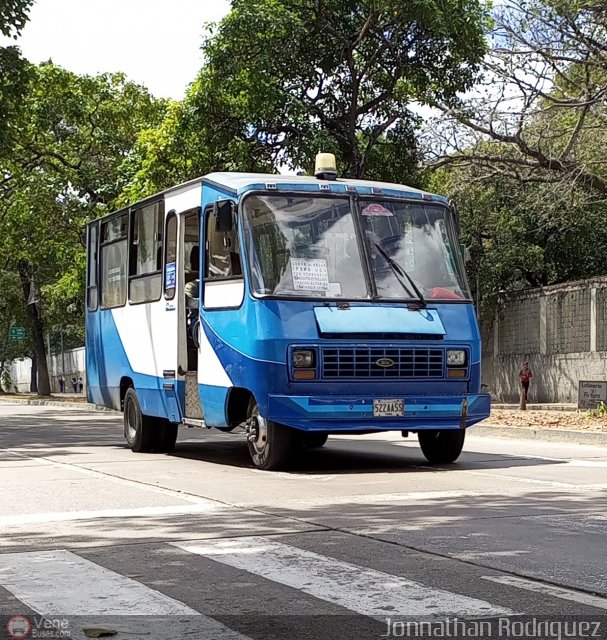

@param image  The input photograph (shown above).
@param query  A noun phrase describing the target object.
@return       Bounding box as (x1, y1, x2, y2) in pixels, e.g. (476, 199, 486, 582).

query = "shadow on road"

(0, 405, 568, 474)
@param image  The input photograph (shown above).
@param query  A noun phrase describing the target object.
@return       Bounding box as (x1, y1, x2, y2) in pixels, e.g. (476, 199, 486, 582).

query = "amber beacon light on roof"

(314, 153, 338, 181)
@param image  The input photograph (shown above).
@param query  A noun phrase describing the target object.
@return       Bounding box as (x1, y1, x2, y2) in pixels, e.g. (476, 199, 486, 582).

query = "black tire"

(246, 398, 297, 470)
(153, 419, 178, 453)
(299, 432, 329, 449)
(418, 429, 466, 464)
(123, 388, 155, 453)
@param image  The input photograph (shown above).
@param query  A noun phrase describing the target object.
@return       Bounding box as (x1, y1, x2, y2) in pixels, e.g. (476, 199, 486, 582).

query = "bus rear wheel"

(124, 388, 154, 453)
(124, 388, 178, 453)
(246, 398, 297, 470)
(418, 429, 466, 465)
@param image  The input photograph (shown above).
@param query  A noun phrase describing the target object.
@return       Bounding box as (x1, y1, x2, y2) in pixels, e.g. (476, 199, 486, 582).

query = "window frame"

(163, 210, 178, 301)
(204, 202, 243, 284)
(128, 199, 164, 306)
(99, 212, 129, 310)
(86, 221, 99, 312)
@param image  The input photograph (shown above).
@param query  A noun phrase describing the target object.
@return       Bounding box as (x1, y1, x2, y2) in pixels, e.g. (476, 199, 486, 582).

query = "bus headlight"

(292, 349, 316, 368)
(447, 350, 466, 366)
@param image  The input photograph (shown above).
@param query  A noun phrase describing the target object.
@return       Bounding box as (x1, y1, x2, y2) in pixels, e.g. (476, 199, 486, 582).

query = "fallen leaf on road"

(83, 629, 117, 638)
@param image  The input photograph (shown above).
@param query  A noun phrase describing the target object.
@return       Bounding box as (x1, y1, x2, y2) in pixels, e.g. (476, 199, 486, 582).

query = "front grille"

(321, 347, 444, 379)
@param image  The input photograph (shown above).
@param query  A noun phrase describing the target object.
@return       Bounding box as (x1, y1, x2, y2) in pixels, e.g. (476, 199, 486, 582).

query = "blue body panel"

(200, 296, 488, 430)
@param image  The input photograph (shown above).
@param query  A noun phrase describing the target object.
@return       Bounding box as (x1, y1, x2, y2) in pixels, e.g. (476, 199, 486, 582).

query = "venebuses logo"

(6, 616, 31, 639)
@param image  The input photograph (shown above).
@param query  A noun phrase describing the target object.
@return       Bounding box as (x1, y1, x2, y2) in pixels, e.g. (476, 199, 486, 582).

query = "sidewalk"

(0, 393, 115, 412)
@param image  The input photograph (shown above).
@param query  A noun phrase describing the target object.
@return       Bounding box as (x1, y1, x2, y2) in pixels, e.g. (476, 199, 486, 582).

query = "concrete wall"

(8, 347, 85, 393)
(483, 278, 607, 403)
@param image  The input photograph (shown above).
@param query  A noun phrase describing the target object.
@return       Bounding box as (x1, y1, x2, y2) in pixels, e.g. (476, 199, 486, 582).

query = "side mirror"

(215, 200, 234, 232)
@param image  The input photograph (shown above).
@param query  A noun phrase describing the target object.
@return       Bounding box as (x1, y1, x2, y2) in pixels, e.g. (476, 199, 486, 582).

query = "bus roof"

(203, 172, 447, 203)
(90, 172, 448, 226)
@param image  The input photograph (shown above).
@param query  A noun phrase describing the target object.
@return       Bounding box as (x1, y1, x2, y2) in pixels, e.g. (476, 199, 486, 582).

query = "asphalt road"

(1, 403, 607, 640)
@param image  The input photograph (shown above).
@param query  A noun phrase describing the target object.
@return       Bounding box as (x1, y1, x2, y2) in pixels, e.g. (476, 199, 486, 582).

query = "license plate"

(373, 399, 404, 417)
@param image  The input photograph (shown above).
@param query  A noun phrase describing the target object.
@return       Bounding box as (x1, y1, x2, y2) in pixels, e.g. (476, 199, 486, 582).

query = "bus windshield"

(242, 194, 470, 301)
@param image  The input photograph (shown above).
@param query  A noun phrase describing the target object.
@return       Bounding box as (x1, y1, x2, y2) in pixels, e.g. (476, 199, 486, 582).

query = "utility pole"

(61, 329, 65, 382)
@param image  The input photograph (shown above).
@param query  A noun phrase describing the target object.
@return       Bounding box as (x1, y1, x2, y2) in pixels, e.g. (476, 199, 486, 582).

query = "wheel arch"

(226, 387, 255, 428)
(119, 376, 134, 411)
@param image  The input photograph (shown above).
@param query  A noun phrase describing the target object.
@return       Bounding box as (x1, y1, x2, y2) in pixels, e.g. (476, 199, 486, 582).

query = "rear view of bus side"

(86, 157, 490, 470)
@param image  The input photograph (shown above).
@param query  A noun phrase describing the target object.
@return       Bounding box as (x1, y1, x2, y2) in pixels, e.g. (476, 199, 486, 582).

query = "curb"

(0, 398, 119, 413)
(492, 404, 578, 412)
(472, 424, 607, 446)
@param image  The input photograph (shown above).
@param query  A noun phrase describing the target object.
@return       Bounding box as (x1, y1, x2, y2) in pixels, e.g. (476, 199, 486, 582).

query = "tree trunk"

(17, 261, 51, 396)
(0, 360, 5, 394)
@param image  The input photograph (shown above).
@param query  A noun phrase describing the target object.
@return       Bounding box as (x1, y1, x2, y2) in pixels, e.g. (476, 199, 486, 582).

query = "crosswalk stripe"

(0, 550, 251, 639)
(172, 537, 516, 618)
(482, 575, 607, 611)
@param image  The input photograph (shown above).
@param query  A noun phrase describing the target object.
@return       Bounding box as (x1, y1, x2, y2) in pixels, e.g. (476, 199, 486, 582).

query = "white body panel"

(197, 319, 233, 388)
(112, 184, 203, 379)
(204, 280, 245, 309)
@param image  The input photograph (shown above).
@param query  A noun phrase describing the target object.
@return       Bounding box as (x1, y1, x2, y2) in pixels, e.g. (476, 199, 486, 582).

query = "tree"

(0, 63, 167, 395)
(426, 0, 607, 197)
(0, 0, 34, 155)
(183, 0, 488, 182)
(0, 269, 30, 393)
(0, 0, 34, 36)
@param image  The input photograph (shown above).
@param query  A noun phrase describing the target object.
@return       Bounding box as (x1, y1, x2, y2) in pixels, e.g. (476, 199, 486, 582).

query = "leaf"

(82, 629, 118, 638)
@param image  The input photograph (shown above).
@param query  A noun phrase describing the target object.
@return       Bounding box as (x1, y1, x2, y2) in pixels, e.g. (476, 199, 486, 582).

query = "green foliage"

(0, 47, 32, 153)
(127, 0, 488, 196)
(203, 0, 488, 178)
(0, 63, 168, 366)
(0, 269, 30, 366)
(0, 0, 34, 37)
(587, 402, 607, 418)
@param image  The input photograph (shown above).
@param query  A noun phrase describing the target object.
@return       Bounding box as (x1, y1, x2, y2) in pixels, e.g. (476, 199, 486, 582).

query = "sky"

(0, 0, 231, 99)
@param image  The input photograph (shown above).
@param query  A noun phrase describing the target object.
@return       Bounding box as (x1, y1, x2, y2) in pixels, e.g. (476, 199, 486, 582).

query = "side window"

(164, 212, 177, 300)
(205, 203, 242, 281)
(129, 201, 163, 304)
(87, 222, 98, 311)
(100, 214, 128, 309)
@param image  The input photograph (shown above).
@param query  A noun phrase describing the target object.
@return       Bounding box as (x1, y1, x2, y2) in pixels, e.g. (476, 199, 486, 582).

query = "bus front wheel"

(246, 398, 296, 470)
(418, 429, 465, 465)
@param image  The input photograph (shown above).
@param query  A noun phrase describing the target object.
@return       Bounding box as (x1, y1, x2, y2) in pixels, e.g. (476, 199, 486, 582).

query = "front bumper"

(267, 393, 491, 432)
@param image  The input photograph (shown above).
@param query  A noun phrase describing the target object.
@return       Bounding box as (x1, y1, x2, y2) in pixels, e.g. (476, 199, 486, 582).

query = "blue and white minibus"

(85, 154, 490, 470)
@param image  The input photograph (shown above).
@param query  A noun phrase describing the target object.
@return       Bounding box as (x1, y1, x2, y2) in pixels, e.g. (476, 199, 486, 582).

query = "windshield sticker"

(291, 259, 329, 291)
(362, 203, 393, 216)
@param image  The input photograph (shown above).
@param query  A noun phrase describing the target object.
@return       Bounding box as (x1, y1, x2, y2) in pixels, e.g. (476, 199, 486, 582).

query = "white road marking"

(173, 537, 515, 618)
(482, 575, 607, 611)
(289, 490, 483, 506)
(0, 549, 251, 640)
(0, 504, 218, 527)
(462, 470, 607, 491)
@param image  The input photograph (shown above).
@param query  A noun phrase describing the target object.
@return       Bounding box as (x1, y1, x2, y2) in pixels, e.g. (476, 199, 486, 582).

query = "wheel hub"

(247, 415, 268, 454)
(125, 399, 137, 439)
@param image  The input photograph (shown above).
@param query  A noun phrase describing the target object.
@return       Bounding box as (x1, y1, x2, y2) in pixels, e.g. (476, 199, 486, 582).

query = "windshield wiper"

(373, 242, 427, 308)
